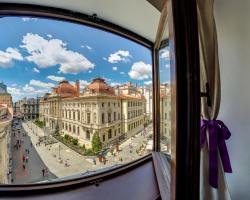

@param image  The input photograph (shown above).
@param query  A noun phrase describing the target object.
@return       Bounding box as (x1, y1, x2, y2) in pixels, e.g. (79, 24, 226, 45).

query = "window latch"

(200, 82, 211, 107)
(90, 178, 103, 187)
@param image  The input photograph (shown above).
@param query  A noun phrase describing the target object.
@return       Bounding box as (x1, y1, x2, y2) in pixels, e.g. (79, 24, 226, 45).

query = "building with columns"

(14, 97, 40, 120)
(39, 78, 146, 148)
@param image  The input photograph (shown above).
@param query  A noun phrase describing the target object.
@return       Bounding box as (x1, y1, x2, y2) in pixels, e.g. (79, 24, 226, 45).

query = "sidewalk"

(22, 121, 152, 179)
(22, 122, 97, 178)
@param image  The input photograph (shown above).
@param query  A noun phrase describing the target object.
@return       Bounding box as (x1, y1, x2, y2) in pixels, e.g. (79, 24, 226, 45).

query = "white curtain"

(197, 0, 231, 199)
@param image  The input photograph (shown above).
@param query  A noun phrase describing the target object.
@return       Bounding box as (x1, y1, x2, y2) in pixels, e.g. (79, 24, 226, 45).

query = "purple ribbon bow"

(200, 119, 232, 188)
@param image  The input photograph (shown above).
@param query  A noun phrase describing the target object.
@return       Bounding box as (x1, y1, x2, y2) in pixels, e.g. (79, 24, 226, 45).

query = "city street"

(11, 120, 56, 184)
(22, 121, 153, 180)
(8, 120, 153, 183)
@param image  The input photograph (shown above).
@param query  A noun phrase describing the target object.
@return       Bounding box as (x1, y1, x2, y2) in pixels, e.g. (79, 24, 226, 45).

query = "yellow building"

(39, 78, 146, 148)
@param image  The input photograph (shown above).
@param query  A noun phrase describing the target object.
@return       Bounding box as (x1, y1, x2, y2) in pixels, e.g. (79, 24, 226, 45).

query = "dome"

(58, 80, 75, 94)
(85, 78, 115, 95)
(52, 80, 77, 97)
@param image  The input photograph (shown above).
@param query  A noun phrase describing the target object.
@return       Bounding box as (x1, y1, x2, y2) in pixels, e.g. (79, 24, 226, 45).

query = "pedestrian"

(42, 168, 45, 177)
(27, 149, 29, 154)
(22, 155, 25, 162)
(93, 158, 96, 165)
(22, 163, 25, 170)
(26, 156, 29, 163)
(30, 142, 32, 147)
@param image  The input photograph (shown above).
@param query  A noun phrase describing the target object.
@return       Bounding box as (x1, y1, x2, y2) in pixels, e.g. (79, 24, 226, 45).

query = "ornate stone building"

(160, 83, 171, 152)
(14, 97, 40, 120)
(39, 78, 146, 148)
(0, 82, 12, 108)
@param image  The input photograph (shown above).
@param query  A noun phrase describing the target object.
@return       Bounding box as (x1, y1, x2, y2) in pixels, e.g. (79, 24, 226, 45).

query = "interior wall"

(214, 0, 250, 199)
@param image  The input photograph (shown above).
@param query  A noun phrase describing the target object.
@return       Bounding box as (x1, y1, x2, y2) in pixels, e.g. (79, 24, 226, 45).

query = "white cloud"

(120, 72, 125, 75)
(47, 75, 65, 82)
(20, 33, 95, 74)
(144, 80, 152, 85)
(79, 80, 89, 89)
(23, 84, 35, 92)
(29, 79, 55, 88)
(7, 87, 21, 96)
(88, 70, 92, 73)
(0, 47, 23, 67)
(47, 34, 53, 38)
(110, 82, 121, 87)
(23, 84, 49, 94)
(108, 50, 131, 63)
(102, 76, 111, 82)
(81, 45, 93, 50)
(32, 67, 40, 73)
(22, 17, 37, 22)
(86, 45, 92, 50)
(165, 64, 170, 69)
(128, 61, 152, 80)
(103, 57, 107, 61)
(11, 83, 17, 87)
(112, 66, 118, 71)
(160, 49, 169, 60)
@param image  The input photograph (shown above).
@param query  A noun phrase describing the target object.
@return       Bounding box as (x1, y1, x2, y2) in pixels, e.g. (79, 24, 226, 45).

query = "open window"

(0, 1, 200, 200)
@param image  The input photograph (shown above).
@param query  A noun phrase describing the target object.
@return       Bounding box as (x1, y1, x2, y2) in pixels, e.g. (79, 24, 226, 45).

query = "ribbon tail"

(208, 125, 219, 188)
(218, 139, 232, 173)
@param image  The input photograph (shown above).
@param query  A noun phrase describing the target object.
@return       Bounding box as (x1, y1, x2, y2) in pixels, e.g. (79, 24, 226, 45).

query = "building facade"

(14, 97, 40, 120)
(39, 78, 146, 148)
(0, 82, 12, 108)
(138, 85, 153, 124)
(0, 105, 13, 184)
(160, 83, 171, 152)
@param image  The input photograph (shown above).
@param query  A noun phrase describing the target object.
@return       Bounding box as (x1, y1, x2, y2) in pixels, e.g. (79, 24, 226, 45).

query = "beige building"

(14, 97, 40, 120)
(39, 78, 146, 148)
(0, 82, 12, 108)
(160, 83, 171, 152)
(0, 104, 13, 184)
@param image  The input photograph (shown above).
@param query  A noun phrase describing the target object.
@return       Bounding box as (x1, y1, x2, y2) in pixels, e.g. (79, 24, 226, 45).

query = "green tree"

(91, 132, 102, 154)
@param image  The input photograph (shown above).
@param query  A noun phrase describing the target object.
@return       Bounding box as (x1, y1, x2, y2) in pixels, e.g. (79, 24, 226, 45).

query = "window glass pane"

(159, 45, 171, 154)
(0, 16, 153, 184)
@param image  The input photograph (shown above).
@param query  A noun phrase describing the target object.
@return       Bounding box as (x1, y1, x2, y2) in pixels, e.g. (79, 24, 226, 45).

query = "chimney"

(75, 80, 80, 97)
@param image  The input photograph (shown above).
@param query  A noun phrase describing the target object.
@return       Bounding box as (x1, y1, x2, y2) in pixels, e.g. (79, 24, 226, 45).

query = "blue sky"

(0, 17, 169, 102)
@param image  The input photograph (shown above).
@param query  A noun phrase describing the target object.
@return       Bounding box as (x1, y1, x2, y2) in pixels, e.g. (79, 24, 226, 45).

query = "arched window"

(108, 113, 111, 123)
(87, 113, 91, 124)
(93, 113, 96, 123)
(69, 124, 71, 132)
(77, 127, 80, 135)
(108, 129, 112, 139)
(73, 125, 76, 133)
(102, 113, 105, 124)
(66, 123, 68, 131)
(86, 130, 90, 140)
(78, 111, 80, 121)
